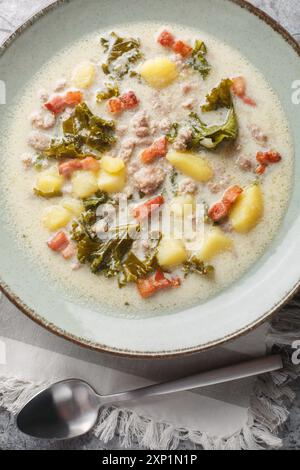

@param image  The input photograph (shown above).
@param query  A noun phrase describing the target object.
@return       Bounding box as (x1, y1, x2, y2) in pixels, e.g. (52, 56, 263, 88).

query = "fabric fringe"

(0, 295, 299, 450)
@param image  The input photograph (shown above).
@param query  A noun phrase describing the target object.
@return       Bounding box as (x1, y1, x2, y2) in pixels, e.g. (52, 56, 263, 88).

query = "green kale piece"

(101, 32, 142, 79)
(201, 78, 233, 112)
(187, 40, 211, 79)
(96, 83, 120, 102)
(44, 103, 116, 159)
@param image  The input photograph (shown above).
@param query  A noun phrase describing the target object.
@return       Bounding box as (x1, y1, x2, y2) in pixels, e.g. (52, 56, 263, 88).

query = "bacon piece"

(157, 30, 175, 48)
(47, 232, 69, 252)
(44, 91, 83, 115)
(108, 91, 139, 114)
(80, 156, 101, 172)
(231, 77, 256, 107)
(107, 98, 123, 114)
(172, 40, 193, 57)
(222, 185, 243, 208)
(59, 157, 99, 177)
(208, 202, 228, 222)
(140, 136, 168, 164)
(133, 196, 165, 221)
(255, 150, 281, 175)
(208, 185, 243, 222)
(120, 91, 139, 110)
(137, 270, 181, 299)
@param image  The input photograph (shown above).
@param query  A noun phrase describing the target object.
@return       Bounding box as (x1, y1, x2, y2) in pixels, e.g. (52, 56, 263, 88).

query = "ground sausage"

(173, 128, 192, 151)
(236, 156, 253, 171)
(118, 139, 136, 162)
(30, 111, 56, 130)
(133, 165, 165, 195)
(131, 111, 150, 137)
(178, 178, 198, 194)
(28, 131, 51, 151)
(250, 125, 268, 145)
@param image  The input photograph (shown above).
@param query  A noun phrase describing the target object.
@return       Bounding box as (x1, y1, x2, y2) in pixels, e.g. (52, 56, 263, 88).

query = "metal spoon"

(17, 354, 282, 440)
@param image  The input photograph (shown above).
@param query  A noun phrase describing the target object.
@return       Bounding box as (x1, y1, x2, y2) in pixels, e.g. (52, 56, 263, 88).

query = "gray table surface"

(0, 0, 299, 450)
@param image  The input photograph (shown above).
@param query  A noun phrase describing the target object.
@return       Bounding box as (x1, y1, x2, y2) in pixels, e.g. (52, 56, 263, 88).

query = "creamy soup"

(2, 23, 293, 317)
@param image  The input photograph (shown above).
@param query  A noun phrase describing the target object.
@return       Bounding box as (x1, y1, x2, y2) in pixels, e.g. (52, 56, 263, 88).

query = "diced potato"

(229, 184, 264, 233)
(157, 238, 187, 268)
(140, 58, 179, 89)
(72, 62, 95, 89)
(98, 169, 126, 193)
(101, 156, 125, 174)
(43, 206, 72, 232)
(61, 198, 84, 217)
(197, 227, 233, 262)
(71, 170, 98, 199)
(35, 170, 64, 195)
(166, 151, 213, 182)
(170, 195, 195, 218)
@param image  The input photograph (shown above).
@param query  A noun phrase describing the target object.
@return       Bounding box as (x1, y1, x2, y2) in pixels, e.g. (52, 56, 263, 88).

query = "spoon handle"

(101, 355, 283, 405)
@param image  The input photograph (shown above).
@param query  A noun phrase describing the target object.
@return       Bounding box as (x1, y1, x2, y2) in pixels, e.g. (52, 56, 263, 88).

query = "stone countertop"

(0, 0, 299, 450)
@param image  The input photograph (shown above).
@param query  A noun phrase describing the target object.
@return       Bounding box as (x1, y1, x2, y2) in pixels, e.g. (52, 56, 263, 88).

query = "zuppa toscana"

(3, 23, 293, 312)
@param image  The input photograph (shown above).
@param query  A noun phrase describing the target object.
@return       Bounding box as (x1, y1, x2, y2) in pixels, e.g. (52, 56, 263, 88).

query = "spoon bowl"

(17, 380, 100, 439)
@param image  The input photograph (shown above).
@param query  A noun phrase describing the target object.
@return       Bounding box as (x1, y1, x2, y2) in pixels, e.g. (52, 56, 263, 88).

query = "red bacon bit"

(157, 30, 175, 48)
(44, 91, 83, 115)
(231, 77, 256, 107)
(120, 91, 139, 109)
(172, 40, 193, 58)
(255, 150, 282, 175)
(59, 157, 100, 178)
(80, 156, 101, 172)
(256, 164, 266, 175)
(47, 232, 69, 252)
(208, 185, 243, 222)
(157, 30, 192, 57)
(137, 270, 181, 299)
(108, 91, 139, 114)
(133, 196, 165, 221)
(107, 98, 123, 114)
(222, 185, 244, 208)
(140, 136, 168, 164)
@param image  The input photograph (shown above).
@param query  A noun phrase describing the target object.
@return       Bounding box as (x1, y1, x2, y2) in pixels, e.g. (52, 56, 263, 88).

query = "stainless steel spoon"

(17, 354, 282, 440)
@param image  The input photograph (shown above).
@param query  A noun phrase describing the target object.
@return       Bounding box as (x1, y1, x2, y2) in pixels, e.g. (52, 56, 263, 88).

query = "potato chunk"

(229, 184, 264, 233)
(61, 198, 84, 217)
(71, 170, 98, 199)
(157, 238, 187, 268)
(197, 227, 233, 262)
(170, 195, 195, 218)
(98, 168, 126, 193)
(35, 170, 64, 196)
(101, 156, 125, 174)
(43, 206, 72, 232)
(140, 58, 178, 89)
(166, 151, 213, 182)
(72, 62, 95, 89)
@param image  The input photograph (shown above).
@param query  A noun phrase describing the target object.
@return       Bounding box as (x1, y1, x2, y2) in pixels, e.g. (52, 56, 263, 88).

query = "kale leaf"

(187, 40, 211, 79)
(188, 108, 238, 150)
(83, 191, 109, 210)
(44, 103, 116, 159)
(101, 32, 142, 79)
(96, 82, 120, 102)
(167, 79, 238, 150)
(201, 78, 233, 112)
(182, 257, 215, 278)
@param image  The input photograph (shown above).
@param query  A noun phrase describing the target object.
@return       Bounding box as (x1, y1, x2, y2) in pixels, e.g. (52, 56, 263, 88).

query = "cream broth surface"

(2, 22, 293, 318)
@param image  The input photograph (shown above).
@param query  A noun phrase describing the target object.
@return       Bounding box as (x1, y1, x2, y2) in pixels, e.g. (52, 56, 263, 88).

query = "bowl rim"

(0, 0, 299, 359)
